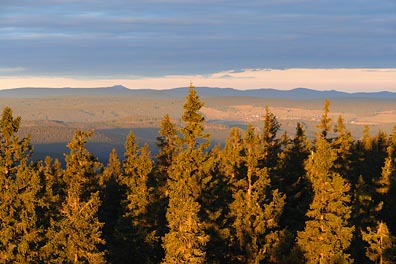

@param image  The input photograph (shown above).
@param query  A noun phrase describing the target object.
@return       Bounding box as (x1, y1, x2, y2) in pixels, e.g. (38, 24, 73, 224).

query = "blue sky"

(0, 0, 395, 90)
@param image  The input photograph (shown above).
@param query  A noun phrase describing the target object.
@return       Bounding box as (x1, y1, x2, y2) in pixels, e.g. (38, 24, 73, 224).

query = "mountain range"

(1, 85, 395, 100)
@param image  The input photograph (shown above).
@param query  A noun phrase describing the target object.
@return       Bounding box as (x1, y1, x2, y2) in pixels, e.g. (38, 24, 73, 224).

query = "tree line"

(0, 85, 395, 263)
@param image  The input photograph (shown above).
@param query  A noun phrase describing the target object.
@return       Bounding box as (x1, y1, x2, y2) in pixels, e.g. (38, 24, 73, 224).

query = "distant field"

(3, 91, 395, 163)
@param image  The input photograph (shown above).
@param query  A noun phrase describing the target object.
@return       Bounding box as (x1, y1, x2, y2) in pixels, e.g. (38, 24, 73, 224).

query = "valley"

(3, 86, 396, 162)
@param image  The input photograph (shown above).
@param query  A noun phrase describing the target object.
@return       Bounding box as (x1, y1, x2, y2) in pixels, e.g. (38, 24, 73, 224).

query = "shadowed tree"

(98, 148, 123, 263)
(261, 106, 281, 169)
(276, 123, 312, 262)
(229, 124, 285, 263)
(113, 131, 156, 263)
(375, 142, 396, 235)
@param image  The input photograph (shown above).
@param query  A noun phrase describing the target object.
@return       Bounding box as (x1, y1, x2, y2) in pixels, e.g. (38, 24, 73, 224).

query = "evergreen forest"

(1, 85, 396, 263)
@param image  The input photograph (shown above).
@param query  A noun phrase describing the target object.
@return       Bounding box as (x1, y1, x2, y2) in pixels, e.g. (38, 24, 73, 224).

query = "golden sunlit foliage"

(0, 87, 395, 263)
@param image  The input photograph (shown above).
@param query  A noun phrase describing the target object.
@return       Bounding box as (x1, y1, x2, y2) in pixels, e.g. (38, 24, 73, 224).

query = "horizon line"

(0, 68, 395, 93)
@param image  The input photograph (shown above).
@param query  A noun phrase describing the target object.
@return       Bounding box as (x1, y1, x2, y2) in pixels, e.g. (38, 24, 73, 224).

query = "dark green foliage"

(98, 149, 123, 263)
(228, 124, 285, 263)
(113, 131, 158, 263)
(199, 145, 232, 263)
(277, 123, 312, 260)
(261, 106, 281, 169)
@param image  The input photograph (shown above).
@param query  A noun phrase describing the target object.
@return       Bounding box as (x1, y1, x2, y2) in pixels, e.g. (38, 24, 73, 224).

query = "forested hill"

(0, 85, 395, 263)
(2, 85, 396, 99)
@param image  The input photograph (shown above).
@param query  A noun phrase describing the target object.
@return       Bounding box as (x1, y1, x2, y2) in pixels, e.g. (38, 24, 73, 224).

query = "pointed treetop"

(181, 83, 208, 149)
(316, 98, 332, 139)
(1, 106, 21, 141)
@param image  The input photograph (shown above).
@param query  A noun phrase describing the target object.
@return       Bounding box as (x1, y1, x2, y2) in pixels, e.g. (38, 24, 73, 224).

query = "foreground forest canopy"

(1, 85, 396, 263)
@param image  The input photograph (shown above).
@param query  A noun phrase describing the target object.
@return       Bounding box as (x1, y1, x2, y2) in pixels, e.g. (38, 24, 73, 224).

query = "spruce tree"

(316, 98, 332, 139)
(44, 130, 105, 263)
(261, 106, 281, 169)
(144, 114, 179, 262)
(195, 127, 244, 263)
(220, 127, 244, 182)
(122, 132, 152, 221)
(375, 143, 396, 236)
(229, 124, 285, 263)
(0, 107, 42, 263)
(297, 132, 354, 263)
(333, 115, 354, 178)
(162, 83, 210, 264)
(99, 149, 123, 263)
(199, 144, 231, 263)
(156, 114, 178, 182)
(361, 221, 396, 264)
(114, 131, 156, 263)
(277, 123, 312, 255)
(36, 156, 64, 260)
(350, 126, 384, 262)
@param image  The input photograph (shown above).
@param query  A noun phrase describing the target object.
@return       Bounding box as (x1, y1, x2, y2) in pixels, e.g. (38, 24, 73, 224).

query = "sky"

(0, 0, 395, 91)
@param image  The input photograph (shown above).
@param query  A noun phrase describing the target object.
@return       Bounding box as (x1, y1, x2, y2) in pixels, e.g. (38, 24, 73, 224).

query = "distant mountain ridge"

(1, 85, 395, 99)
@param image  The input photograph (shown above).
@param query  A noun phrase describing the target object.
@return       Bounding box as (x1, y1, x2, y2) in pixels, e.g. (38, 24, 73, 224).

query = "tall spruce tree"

(156, 114, 178, 183)
(297, 103, 354, 263)
(229, 124, 285, 263)
(316, 99, 332, 139)
(261, 107, 281, 169)
(333, 115, 354, 178)
(99, 148, 123, 263)
(220, 127, 244, 183)
(162, 83, 210, 264)
(381, 127, 396, 231)
(44, 130, 105, 263)
(36, 156, 64, 223)
(200, 144, 232, 263)
(0, 107, 42, 263)
(114, 131, 156, 263)
(277, 123, 312, 254)
(36, 156, 64, 260)
(146, 114, 180, 262)
(204, 127, 244, 263)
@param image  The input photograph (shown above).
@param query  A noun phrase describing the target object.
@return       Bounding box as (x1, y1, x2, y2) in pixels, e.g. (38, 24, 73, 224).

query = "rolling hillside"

(2, 85, 395, 162)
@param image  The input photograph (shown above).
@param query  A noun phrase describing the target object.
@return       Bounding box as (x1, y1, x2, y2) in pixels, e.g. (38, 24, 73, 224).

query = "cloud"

(0, 67, 26, 74)
(0, 0, 394, 77)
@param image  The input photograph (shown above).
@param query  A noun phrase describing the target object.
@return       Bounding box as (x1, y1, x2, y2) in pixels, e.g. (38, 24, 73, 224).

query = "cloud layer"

(0, 0, 395, 87)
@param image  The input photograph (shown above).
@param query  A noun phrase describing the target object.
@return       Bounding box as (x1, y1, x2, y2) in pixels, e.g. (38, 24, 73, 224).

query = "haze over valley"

(2, 85, 395, 162)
